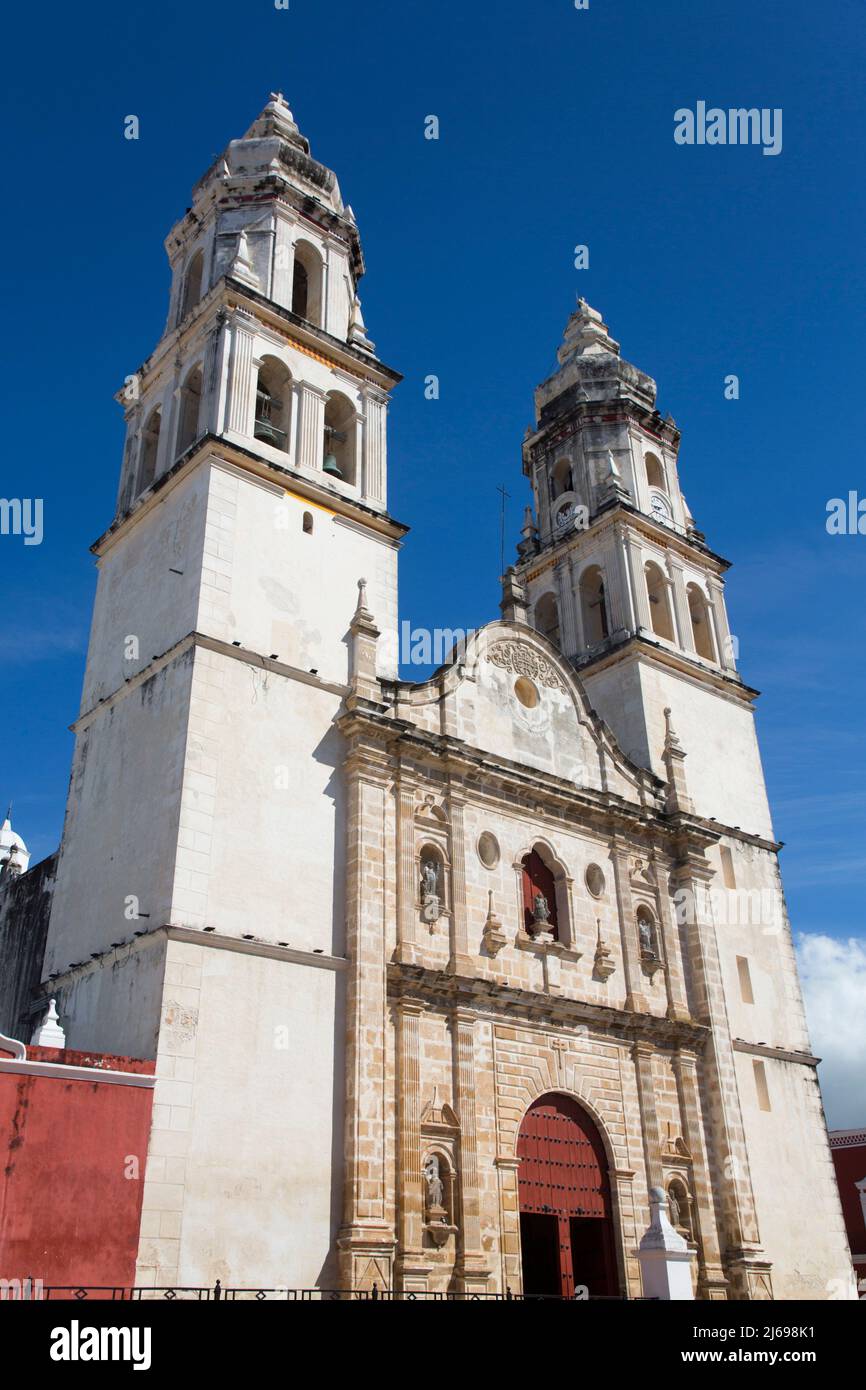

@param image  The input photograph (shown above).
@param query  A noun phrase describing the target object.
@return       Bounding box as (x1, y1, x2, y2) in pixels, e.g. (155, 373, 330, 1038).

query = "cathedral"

(0, 95, 855, 1299)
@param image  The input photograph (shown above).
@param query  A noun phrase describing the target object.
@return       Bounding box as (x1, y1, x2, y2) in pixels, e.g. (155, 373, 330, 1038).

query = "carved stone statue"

(667, 1185, 681, 1229)
(421, 859, 439, 901)
(532, 892, 551, 926)
(424, 1155, 445, 1212)
(639, 914, 655, 957)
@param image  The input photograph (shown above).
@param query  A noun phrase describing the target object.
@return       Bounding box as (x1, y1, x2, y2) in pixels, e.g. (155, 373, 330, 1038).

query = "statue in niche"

(424, 1155, 445, 1215)
(532, 892, 551, 928)
(420, 857, 441, 925)
(639, 914, 656, 958)
(667, 1186, 681, 1229)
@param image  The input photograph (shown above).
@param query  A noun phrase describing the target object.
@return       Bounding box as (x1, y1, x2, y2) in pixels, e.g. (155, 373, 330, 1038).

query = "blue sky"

(1, 1, 864, 1114)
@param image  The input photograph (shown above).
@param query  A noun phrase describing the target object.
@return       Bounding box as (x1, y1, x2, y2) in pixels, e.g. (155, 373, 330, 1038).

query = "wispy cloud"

(797, 933, 866, 1128)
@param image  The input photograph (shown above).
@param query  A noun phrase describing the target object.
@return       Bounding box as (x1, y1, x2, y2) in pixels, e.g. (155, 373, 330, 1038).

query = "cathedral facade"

(0, 96, 854, 1299)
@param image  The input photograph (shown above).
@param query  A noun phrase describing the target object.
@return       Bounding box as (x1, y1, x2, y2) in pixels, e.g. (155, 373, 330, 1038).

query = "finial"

(356, 577, 369, 613)
(663, 706, 681, 750)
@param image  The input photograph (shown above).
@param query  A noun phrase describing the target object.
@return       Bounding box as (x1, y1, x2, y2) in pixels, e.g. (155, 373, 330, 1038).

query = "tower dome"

(0, 806, 30, 876)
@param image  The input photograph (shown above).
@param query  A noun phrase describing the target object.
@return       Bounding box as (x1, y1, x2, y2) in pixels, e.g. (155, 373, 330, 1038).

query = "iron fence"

(18, 1282, 627, 1302)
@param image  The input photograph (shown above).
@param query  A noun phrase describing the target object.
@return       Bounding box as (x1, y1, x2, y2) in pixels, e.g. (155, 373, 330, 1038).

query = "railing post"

(214, 1279, 222, 1301)
(371, 1283, 379, 1302)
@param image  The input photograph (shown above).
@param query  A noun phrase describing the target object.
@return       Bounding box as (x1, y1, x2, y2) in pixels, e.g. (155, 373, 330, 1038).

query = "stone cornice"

(72, 631, 349, 734)
(731, 1039, 820, 1068)
(93, 435, 409, 556)
(387, 960, 709, 1048)
(573, 633, 761, 708)
(337, 705, 718, 856)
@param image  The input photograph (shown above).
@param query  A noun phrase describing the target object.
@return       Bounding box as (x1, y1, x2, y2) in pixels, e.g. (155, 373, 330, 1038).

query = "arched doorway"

(517, 1093, 619, 1297)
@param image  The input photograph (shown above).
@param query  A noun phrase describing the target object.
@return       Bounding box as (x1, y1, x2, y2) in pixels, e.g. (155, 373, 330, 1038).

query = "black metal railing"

(20, 1281, 627, 1302)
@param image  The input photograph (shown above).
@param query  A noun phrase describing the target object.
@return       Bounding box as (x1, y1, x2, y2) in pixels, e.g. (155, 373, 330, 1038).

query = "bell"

(323, 452, 343, 479)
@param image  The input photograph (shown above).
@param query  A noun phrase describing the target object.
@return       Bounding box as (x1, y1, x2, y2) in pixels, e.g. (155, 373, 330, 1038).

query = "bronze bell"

(323, 452, 343, 478)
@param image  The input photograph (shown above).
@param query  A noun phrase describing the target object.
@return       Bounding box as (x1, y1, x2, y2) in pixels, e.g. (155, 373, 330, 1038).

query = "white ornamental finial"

(31, 998, 66, 1049)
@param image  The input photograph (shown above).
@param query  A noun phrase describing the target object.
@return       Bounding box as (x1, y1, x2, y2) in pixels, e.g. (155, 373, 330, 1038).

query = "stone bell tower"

(40, 95, 405, 1287)
(514, 298, 767, 838)
(509, 299, 849, 1301)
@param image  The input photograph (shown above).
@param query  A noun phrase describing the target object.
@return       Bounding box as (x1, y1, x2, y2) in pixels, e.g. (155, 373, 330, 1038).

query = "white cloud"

(796, 933, 866, 1129)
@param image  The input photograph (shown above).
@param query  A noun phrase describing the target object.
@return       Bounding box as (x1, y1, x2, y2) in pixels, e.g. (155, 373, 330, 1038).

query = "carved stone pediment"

(420, 1090, 460, 1135)
(485, 641, 566, 692)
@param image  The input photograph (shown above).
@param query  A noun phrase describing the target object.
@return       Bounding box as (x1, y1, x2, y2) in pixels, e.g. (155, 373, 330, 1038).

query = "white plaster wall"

(45, 655, 194, 975)
(584, 657, 774, 837)
(453, 658, 602, 790)
(735, 1052, 855, 1299)
(54, 942, 167, 1059)
(197, 463, 398, 682)
(712, 838, 811, 1055)
(171, 648, 346, 954)
(82, 469, 208, 708)
(137, 939, 344, 1290)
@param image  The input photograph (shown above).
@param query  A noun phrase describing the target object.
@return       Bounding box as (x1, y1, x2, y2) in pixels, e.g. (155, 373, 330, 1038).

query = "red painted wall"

(0, 1045, 155, 1292)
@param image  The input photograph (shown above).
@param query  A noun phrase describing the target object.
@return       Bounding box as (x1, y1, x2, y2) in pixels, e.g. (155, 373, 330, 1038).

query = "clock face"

(554, 501, 573, 531)
(650, 491, 672, 523)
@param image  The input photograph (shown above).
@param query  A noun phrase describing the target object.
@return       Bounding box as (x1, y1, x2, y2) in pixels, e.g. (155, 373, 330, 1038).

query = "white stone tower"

(512, 300, 847, 1298)
(42, 95, 403, 1286)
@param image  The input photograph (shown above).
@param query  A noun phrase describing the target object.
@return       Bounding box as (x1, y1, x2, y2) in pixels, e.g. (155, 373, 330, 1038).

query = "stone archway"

(517, 1093, 619, 1298)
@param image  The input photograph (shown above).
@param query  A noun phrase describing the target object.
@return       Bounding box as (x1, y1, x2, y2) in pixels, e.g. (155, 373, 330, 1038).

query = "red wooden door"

(517, 1094, 617, 1297)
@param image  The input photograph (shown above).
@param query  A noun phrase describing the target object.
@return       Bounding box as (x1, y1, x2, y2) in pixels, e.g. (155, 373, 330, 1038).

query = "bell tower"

(40, 95, 405, 1287)
(513, 298, 770, 838)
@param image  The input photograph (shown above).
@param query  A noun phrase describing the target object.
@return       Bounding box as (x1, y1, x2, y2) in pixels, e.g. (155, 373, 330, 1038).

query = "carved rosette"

(484, 641, 567, 692)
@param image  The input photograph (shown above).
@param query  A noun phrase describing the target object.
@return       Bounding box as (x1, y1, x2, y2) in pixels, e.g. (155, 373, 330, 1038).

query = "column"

(395, 778, 418, 965)
(271, 208, 296, 309)
(624, 533, 652, 632)
(447, 796, 473, 974)
(609, 836, 647, 1011)
(667, 557, 694, 652)
(297, 383, 327, 472)
(363, 392, 388, 507)
(555, 559, 579, 656)
(451, 1009, 490, 1292)
(395, 1000, 431, 1291)
(337, 756, 395, 1289)
(672, 849, 768, 1294)
(226, 314, 257, 437)
(494, 1157, 522, 1294)
(673, 1048, 729, 1299)
(706, 576, 737, 671)
(569, 556, 586, 651)
(632, 1041, 664, 1193)
(653, 867, 691, 1022)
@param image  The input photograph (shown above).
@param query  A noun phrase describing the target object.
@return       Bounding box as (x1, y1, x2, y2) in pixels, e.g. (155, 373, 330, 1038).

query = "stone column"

(451, 1009, 490, 1292)
(395, 999, 431, 1291)
(363, 393, 388, 507)
(226, 314, 257, 438)
(673, 1047, 729, 1299)
(271, 208, 296, 309)
(707, 576, 737, 671)
(667, 557, 694, 652)
(495, 1157, 522, 1294)
(672, 846, 769, 1296)
(337, 755, 395, 1289)
(624, 533, 652, 632)
(612, 527, 637, 634)
(395, 777, 418, 965)
(632, 1041, 664, 1194)
(653, 863, 691, 1022)
(555, 559, 579, 656)
(609, 837, 647, 1011)
(297, 383, 327, 472)
(447, 796, 473, 975)
(569, 555, 586, 651)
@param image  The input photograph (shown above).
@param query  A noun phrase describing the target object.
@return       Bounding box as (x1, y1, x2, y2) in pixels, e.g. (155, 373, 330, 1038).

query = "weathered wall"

(0, 1045, 155, 1291)
(0, 854, 57, 1039)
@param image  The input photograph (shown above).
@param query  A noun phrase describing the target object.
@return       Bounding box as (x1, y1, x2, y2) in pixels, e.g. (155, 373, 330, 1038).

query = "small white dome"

(0, 809, 30, 873)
